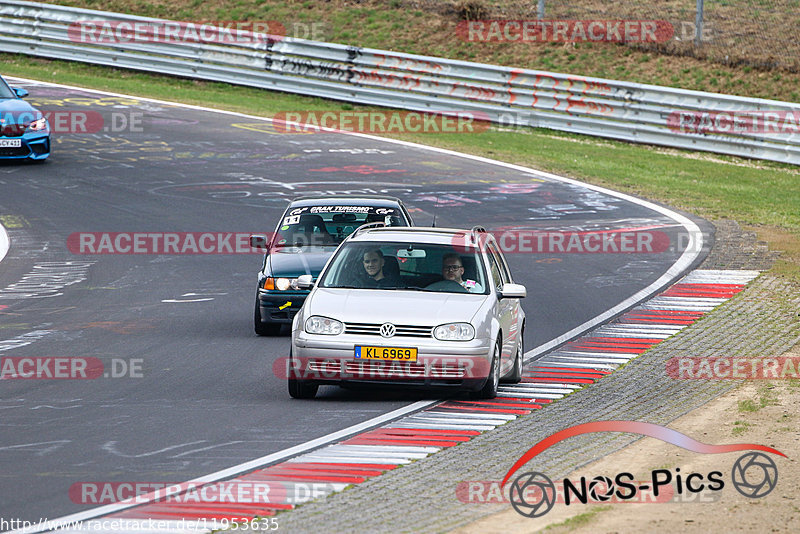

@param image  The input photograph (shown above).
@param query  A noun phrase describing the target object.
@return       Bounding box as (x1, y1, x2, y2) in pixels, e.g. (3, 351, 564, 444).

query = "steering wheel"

(424, 280, 468, 293)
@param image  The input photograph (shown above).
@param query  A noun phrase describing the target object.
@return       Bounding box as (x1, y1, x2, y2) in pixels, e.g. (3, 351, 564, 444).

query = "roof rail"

(349, 221, 386, 240)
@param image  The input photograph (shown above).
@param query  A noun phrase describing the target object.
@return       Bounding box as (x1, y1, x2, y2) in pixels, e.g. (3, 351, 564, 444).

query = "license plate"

(355, 346, 418, 362)
(0, 139, 21, 148)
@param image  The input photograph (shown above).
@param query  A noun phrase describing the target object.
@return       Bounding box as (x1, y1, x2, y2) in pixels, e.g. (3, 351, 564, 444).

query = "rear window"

(273, 205, 407, 248)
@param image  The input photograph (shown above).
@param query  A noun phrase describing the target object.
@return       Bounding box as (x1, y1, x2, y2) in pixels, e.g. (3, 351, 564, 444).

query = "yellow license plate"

(355, 346, 418, 362)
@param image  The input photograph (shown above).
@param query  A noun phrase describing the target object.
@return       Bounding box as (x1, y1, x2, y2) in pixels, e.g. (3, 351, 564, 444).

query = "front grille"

(307, 360, 342, 374)
(0, 146, 28, 157)
(344, 322, 433, 338)
(306, 359, 467, 379)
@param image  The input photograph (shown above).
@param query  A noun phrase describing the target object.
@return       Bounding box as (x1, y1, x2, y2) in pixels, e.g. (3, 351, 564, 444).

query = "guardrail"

(2, 0, 799, 165)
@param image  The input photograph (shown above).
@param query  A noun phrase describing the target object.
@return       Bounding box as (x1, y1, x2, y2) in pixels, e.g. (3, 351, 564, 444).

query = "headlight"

(28, 118, 48, 131)
(305, 316, 344, 335)
(262, 277, 293, 290)
(433, 323, 475, 341)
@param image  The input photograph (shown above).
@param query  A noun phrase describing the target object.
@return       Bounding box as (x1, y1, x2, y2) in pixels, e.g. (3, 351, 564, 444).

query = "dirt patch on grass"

(749, 226, 800, 280)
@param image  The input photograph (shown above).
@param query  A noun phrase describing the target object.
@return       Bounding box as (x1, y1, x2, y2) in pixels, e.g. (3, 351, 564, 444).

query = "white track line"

(0, 220, 8, 265)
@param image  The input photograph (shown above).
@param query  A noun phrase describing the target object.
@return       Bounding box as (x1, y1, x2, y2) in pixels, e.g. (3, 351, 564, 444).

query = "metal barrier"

(2, 0, 799, 164)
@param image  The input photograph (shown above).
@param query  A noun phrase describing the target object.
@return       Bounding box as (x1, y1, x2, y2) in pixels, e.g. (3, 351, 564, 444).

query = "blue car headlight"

(27, 117, 48, 132)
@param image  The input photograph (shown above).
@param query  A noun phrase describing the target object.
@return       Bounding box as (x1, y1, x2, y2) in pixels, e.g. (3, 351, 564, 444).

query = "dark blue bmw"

(250, 196, 414, 335)
(0, 76, 50, 161)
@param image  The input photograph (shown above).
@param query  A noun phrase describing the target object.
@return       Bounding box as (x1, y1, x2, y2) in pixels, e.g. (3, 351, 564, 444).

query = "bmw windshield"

(272, 205, 407, 249)
(319, 241, 489, 294)
(0, 77, 15, 99)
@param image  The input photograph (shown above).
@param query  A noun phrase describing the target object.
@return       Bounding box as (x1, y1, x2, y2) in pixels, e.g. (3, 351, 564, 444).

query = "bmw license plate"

(355, 346, 417, 362)
(0, 139, 21, 148)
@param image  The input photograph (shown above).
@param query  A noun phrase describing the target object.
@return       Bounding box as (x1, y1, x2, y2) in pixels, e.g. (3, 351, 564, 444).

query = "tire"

(288, 377, 319, 399)
(254, 297, 281, 336)
(472, 336, 501, 399)
(502, 333, 523, 384)
(287, 347, 318, 399)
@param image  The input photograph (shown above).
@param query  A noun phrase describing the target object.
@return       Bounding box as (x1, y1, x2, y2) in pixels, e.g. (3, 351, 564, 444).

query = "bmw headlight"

(262, 277, 293, 290)
(433, 323, 475, 341)
(28, 117, 48, 131)
(305, 316, 344, 335)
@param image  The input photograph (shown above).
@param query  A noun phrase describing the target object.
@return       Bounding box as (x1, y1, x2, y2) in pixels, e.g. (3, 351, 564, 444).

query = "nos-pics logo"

(503, 421, 784, 518)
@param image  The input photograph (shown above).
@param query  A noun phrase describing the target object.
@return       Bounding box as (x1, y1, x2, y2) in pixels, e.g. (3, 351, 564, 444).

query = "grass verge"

(3, 53, 799, 280)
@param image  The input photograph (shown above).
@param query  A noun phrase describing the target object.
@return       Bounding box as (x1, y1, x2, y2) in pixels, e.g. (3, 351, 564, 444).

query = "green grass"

(543, 505, 612, 531)
(732, 420, 753, 435)
(3, 52, 800, 280)
(738, 399, 759, 412)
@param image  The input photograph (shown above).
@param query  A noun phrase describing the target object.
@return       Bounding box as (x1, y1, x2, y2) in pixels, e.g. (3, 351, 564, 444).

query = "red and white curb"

(35, 269, 760, 532)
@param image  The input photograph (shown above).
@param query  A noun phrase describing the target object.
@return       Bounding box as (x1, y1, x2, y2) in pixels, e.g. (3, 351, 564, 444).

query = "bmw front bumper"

(0, 133, 50, 160)
(258, 289, 308, 324)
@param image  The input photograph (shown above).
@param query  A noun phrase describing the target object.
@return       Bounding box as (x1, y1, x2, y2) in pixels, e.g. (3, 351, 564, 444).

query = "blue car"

(0, 76, 50, 161)
(250, 196, 414, 335)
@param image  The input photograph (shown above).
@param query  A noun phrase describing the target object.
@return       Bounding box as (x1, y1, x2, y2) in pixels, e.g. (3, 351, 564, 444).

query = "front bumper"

(258, 289, 308, 324)
(290, 331, 493, 390)
(0, 133, 50, 160)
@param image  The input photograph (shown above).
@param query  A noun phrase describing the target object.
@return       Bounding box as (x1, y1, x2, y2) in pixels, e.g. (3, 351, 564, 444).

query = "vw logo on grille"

(379, 323, 396, 338)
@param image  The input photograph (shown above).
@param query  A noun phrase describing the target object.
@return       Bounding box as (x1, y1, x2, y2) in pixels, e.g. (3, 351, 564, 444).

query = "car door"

(486, 243, 516, 372)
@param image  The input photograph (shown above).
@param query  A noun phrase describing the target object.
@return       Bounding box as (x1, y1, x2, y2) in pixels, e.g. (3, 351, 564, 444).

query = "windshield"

(0, 78, 15, 99)
(272, 205, 408, 249)
(319, 241, 489, 294)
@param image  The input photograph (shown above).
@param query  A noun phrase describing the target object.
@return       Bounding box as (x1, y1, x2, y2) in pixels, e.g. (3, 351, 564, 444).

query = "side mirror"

(13, 88, 28, 99)
(294, 274, 314, 290)
(249, 234, 268, 249)
(499, 283, 526, 299)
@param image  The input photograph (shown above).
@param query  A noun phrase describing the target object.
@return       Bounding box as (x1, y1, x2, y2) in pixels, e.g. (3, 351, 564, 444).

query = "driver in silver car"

(442, 253, 483, 293)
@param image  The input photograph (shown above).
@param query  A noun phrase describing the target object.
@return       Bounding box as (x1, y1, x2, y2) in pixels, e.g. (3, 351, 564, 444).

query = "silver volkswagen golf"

(287, 226, 526, 399)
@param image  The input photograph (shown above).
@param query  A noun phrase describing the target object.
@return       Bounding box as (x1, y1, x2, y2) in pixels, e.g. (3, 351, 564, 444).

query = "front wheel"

(287, 346, 318, 399)
(472, 337, 501, 399)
